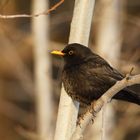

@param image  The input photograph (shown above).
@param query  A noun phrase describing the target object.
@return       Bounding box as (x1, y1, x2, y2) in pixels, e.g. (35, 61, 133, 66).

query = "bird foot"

(77, 114, 85, 127)
(89, 101, 98, 116)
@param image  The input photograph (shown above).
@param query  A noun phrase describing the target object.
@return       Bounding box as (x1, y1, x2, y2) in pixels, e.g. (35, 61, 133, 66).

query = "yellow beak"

(51, 50, 65, 56)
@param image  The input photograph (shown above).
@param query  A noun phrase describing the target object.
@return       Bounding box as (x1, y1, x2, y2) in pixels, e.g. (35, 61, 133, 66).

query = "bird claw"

(87, 102, 98, 118)
(89, 102, 97, 113)
(77, 115, 85, 128)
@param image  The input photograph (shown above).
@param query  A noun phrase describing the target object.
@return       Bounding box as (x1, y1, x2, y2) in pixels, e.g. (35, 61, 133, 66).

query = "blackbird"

(51, 43, 140, 106)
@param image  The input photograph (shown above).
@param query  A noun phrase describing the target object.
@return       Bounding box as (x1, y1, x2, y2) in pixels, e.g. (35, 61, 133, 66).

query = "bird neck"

(64, 60, 85, 70)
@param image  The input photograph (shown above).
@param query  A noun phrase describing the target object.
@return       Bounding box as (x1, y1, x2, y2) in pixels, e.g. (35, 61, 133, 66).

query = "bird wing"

(83, 55, 140, 105)
(86, 66, 121, 86)
(85, 54, 124, 82)
(83, 55, 123, 95)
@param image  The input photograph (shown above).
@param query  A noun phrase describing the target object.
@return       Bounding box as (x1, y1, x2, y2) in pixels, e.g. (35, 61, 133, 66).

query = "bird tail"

(113, 88, 140, 105)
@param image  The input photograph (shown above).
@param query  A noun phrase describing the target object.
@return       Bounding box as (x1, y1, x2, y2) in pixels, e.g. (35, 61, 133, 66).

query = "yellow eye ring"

(69, 50, 74, 55)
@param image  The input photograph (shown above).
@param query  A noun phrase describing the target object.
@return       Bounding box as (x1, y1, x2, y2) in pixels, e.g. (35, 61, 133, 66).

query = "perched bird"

(51, 43, 140, 106)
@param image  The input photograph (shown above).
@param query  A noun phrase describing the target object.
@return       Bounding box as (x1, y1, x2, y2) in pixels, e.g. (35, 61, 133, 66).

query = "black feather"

(60, 43, 140, 105)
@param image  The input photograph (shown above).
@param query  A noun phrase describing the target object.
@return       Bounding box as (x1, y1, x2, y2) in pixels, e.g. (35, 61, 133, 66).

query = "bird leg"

(77, 99, 105, 126)
(77, 113, 85, 126)
(89, 101, 98, 115)
(77, 102, 97, 126)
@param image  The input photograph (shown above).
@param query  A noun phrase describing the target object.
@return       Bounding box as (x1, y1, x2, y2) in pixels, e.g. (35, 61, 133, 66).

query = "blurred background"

(0, 0, 139, 140)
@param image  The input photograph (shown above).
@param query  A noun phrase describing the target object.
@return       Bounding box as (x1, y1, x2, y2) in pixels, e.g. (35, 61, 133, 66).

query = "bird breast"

(62, 65, 93, 104)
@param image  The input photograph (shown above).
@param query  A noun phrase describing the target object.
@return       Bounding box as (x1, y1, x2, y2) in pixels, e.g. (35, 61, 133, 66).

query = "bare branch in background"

(96, 0, 124, 67)
(32, 0, 53, 140)
(93, 1, 124, 140)
(71, 74, 140, 140)
(0, 0, 64, 19)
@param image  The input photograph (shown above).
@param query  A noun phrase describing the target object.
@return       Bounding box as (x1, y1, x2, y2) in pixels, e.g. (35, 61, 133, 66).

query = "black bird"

(51, 43, 140, 106)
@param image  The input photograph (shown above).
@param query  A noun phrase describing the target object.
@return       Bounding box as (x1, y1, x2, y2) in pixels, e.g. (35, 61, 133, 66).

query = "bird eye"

(68, 50, 74, 55)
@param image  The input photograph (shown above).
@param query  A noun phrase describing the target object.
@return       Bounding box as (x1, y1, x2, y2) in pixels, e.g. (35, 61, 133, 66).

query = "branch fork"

(71, 73, 140, 140)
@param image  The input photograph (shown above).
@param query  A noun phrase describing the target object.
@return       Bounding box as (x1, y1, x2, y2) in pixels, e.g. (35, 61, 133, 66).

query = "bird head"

(51, 43, 92, 66)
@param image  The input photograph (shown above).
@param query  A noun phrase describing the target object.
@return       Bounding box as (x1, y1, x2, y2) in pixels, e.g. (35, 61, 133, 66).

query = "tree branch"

(71, 74, 140, 140)
(0, 0, 64, 19)
(54, 0, 95, 140)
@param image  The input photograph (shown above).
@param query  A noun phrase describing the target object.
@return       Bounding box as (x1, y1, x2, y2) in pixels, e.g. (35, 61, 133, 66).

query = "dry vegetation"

(0, 0, 139, 140)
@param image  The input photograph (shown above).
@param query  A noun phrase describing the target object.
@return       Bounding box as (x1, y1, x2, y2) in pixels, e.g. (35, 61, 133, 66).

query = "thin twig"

(45, 0, 64, 14)
(0, 0, 64, 19)
(71, 74, 140, 140)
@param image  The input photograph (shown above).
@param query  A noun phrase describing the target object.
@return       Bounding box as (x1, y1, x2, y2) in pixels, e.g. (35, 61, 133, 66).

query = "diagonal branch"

(0, 0, 64, 19)
(71, 74, 140, 140)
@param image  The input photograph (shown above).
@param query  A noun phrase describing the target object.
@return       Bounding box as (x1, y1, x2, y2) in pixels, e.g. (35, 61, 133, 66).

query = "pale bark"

(96, 0, 123, 67)
(71, 74, 140, 140)
(94, 0, 124, 140)
(54, 0, 95, 140)
(32, 0, 53, 140)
